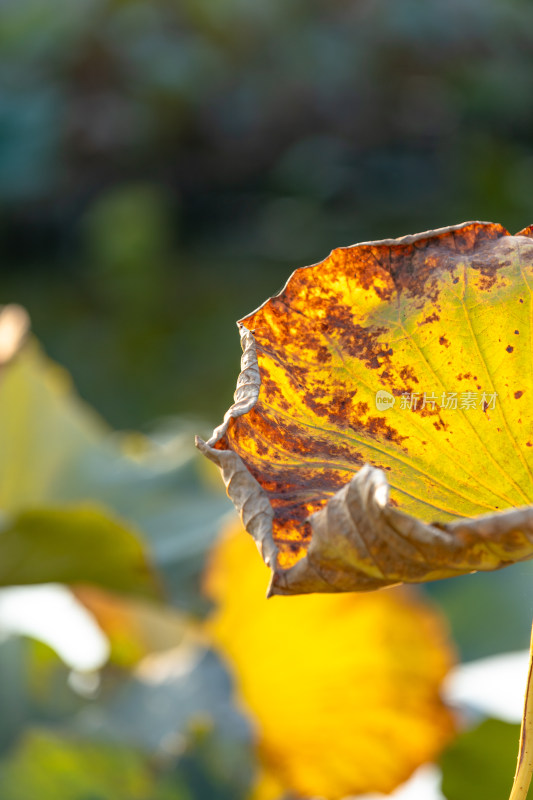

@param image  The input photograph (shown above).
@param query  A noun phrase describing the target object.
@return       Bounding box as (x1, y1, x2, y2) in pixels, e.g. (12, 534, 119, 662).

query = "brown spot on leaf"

(400, 365, 419, 384)
(316, 346, 332, 363)
(506, 345, 514, 353)
(366, 415, 408, 447)
(478, 275, 498, 291)
(433, 420, 448, 431)
(421, 312, 440, 325)
(515, 391, 524, 399)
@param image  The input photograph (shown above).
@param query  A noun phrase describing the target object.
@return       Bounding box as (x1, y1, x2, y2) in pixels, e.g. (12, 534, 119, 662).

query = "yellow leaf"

(197, 222, 533, 593)
(205, 521, 455, 799)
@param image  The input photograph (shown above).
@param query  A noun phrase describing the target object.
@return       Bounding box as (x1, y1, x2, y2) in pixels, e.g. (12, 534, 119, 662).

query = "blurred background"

(2, 0, 533, 798)
(5, 0, 533, 427)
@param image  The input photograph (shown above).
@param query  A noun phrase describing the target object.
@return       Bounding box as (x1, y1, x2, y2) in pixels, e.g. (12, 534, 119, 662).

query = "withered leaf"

(197, 222, 533, 594)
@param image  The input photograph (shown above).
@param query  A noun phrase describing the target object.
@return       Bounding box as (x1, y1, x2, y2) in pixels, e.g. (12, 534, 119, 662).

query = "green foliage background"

(5, 0, 533, 427)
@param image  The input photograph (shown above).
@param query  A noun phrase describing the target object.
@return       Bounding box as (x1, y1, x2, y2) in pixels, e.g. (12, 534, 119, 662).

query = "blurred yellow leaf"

(204, 520, 455, 800)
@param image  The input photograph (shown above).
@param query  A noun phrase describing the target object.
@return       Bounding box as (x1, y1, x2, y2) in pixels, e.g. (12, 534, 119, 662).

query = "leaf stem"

(509, 619, 533, 800)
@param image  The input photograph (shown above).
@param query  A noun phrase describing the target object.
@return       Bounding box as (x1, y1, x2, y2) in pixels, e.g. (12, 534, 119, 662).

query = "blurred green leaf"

(76, 649, 252, 754)
(75, 648, 255, 798)
(0, 730, 191, 800)
(426, 564, 533, 660)
(440, 718, 521, 800)
(0, 506, 159, 599)
(174, 721, 254, 800)
(0, 635, 85, 755)
(0, 339, 107, 513)
(0, 339, 231, 611)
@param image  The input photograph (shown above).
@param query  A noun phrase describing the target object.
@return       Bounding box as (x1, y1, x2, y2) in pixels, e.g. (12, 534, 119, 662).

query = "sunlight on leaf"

(198, 222, 533, 594)
(204, 520, 455, 800)
(0, 585, 110, 671)
(0, 305, 29, 367)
